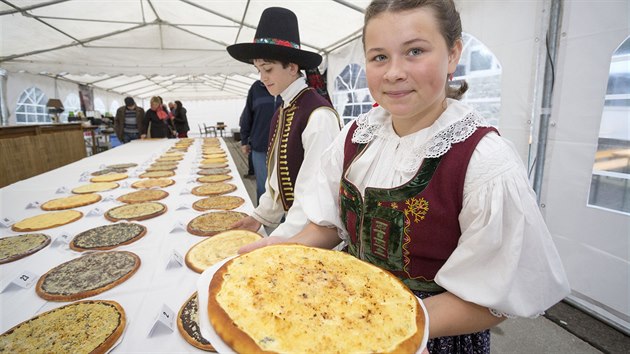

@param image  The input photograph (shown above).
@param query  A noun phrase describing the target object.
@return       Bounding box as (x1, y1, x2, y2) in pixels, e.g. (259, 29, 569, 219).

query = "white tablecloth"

(0, 138, 260, 353)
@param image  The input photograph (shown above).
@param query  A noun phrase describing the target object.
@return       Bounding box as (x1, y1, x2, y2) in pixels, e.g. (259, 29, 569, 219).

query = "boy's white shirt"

(302, 99, 570, 318)
(251, 78, 340, 238)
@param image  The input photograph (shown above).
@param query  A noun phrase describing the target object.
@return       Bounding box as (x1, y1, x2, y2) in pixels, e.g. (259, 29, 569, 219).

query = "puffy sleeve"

(300, 122, 355, 240)
(435, 133, 570, 318)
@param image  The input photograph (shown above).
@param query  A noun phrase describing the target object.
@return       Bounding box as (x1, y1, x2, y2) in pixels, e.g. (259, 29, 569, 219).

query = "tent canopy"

(0, 0, 370, 99)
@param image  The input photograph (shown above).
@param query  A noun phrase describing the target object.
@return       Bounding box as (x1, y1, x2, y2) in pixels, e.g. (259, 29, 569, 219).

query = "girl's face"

(364, 8, 461, 132)
(150, 101, 159, 110)
(253, 59, 298, 96)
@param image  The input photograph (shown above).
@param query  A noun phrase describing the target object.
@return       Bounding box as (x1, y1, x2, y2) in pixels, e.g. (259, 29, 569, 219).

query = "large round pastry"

(72, 182, 119, 194)
(116, 189, 169, 204)
(131, 178, 174, 189)
(41, 194, 101, 211)
(70, 223, 147, 251)
(36, 251, 140, 301)
(187, 211, 247, 236)
(0, 300, 126, 353)
(177, 292, 215, 351)
(12, 210, 83, 232)
(0, 233, 51, 264)
(191, 183, 236, 196)
(185, 229, 261, 273)
(192, 195, 244, 211)
(208, 245, 426, 354)
(105, 202, 167, 222)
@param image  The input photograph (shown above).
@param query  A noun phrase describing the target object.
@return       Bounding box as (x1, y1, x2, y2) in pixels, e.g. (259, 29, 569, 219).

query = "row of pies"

(0, 137, 266, 352)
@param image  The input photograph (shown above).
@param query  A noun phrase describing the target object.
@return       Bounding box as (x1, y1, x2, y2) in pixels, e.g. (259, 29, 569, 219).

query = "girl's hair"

(150, 96, 160, 105)
(175, 100, 183, 109)
(363, 0, 468, 99)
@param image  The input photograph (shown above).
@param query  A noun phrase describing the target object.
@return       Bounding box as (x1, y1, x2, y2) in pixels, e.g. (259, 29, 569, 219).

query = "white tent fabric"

(0, 0, 368, 99)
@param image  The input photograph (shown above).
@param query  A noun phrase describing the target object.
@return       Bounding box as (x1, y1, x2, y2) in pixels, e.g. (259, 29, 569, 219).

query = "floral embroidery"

(402, 197, 429, 278)
(254, 37, 300, 49)
(390, 202, 398, 209)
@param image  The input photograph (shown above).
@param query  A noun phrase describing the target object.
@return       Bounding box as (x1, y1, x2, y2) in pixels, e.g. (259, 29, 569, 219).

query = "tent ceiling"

(0, 0, 370, 100)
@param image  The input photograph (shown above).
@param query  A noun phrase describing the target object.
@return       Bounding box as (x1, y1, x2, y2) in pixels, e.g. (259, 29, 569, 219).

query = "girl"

(141, 96, 170, 139)
(241, 1, 570, 352)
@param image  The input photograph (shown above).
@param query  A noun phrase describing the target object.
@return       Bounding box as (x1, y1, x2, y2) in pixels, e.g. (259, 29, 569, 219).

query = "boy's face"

(253, 59, 298, 96)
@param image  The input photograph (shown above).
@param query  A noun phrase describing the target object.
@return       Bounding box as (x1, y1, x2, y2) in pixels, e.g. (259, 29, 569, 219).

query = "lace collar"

(351, 99, 491, 172)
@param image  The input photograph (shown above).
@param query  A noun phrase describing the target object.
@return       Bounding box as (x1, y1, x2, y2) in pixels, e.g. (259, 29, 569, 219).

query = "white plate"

(197, 255, 429, 354)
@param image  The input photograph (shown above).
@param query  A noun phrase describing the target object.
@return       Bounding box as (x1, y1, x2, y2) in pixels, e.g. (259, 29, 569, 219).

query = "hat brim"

(227, 43, 322, 69)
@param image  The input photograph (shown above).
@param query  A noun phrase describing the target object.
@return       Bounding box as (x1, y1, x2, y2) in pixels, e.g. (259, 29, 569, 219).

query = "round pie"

(12, 210, 83, 232)
(200, 158, 228, 165)
(187, 211, 247, 236)
(36, 251, 140, 301)
(197, 175, 232, 183)
(198, 168, 231, 176)
(91, 168, 127, 176)
(192, 196, 244, 211)
(185, 230, 261, 273)
(72, 182, 119, 194)
(139, 171, 175, 178)
(0, 300, 126, 353)
(105, 202, 167, 222)
(208, 245, 426, 353)
(191, 183, 236, 196)
(202, 153, 227, 159)
(41, 194, 101, 211)
(0, 233, 51, 264)
(178, 292, 214, 351)
(131, 178, 175, 189)
(146, 165, 178, 172)
(108, 163, 138, 169)
(90, 173, 128, 183)
(70, 223, 147, 251)
(156, 156, 183, 162)
(199, 163, 228, 169)
(117, 189, 169, 203)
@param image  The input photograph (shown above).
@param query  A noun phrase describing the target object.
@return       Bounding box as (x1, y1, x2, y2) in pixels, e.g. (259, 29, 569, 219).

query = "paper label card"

(187, 177, 197, 184)
(26, 201, 41, 209)
(147, 304, 175, 337)
(0, 217, 15, 228)
(120, 181, 130, 189)
(169, 221, 187, 233)
(79, 174, 90, 182)
(179, 188, 191, 196)
(1, 271, 38, 293)
(56, 186, 70, 194)
(99, 164, 108, 170)
(176, 203, 190, 211)
(166, 250, 184, 269)
(51, 232, 73, 248)
(86, 207, 105, 217)
(102, 194, 116, 202)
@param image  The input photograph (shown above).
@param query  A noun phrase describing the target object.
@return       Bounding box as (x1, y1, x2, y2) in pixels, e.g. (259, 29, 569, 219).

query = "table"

(0, 138, 261, 353)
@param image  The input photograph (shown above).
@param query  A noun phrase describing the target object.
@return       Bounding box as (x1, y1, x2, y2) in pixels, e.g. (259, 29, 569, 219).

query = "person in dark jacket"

(114, 97, 144, 143)
(140, 96, 170, 139)
(239, 80, 282, 202)
(173, 100, 190, 138)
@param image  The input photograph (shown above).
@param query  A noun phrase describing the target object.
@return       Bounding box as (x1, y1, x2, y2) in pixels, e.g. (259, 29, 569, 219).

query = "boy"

(228, 7, 341, 238)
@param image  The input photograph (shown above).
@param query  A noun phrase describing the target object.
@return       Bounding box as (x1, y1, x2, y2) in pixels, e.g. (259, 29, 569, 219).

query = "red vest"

(267, 87, 336, 211)
(340, 121, 497, 291)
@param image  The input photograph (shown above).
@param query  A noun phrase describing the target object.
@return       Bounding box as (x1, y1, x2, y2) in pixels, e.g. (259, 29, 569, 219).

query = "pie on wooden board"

(36, 251, 140, 301)
(0, 233, 51, 264)
(0, 300, 126, 354)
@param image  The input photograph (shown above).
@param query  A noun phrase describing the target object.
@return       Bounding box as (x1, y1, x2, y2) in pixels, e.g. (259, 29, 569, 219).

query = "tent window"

(588, 36, 630, 214)
(457, 33, 502, 127)
(94, 97, 106, 116)
(15, 87, 49, 124)
(62, 93, 81, 122)
(109, 100, 120, 116)
(332, 63, 373, 126)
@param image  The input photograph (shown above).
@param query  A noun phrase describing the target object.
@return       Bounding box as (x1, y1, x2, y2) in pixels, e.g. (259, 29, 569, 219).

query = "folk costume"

(303, 99, 570, 353)
(227, 7, 341, 237)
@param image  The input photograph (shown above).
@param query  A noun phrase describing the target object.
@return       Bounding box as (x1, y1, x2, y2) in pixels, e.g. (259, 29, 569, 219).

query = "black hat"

(227, 7, 322, 69)
(124, 97, 135, 106)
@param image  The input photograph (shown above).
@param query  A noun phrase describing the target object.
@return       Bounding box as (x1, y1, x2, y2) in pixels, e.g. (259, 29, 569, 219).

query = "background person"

(239, 80, 282, 202)
(114, 97, 144, 143)
(173, 100, 190, 138)
(140, 96, 170, 139)
(241, 1, 570, 352)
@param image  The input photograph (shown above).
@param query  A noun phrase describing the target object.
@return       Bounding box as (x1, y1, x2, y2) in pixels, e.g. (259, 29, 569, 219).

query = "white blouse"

(252, 79, 341, 238)
(303, 99, 570, 318)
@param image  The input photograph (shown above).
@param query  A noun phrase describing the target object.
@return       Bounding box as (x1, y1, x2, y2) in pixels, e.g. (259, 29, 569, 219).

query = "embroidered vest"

(340, 122, 497, 292)
(267, 87, 336, 211)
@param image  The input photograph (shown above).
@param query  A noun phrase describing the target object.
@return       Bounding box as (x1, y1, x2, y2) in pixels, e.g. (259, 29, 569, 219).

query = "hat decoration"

(227, 7, 322, 69)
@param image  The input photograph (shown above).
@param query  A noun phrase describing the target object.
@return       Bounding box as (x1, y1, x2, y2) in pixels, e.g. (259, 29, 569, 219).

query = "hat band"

(254, 37, 300, 49)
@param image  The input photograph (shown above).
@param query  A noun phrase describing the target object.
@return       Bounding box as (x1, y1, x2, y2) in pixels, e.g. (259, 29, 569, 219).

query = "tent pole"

(0, 68, 8, 125)
(533, 0, 563, 202)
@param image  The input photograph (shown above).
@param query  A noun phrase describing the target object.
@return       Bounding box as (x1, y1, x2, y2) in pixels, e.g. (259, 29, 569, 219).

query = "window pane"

(470, 50, 493, 71)
(588, 37, 630, 214)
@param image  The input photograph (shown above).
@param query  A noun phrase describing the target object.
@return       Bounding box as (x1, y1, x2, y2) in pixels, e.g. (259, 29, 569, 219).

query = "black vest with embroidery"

(340, 121, 497, 292)
(267, 87, 336, 211)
